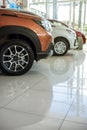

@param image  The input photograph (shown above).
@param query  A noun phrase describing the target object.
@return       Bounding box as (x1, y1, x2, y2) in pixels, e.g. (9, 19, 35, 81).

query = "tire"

(53, 38, 69, 56)
(0, 39, 34, 75)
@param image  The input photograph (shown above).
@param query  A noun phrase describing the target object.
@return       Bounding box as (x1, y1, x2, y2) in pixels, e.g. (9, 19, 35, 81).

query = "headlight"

(66, 29, 76, 37)
(33, 19, 52, 33)
(66, 29, 72, 34)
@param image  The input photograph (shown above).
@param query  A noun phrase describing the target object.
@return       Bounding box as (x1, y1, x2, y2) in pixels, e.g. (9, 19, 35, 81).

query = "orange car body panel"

(0, 8, 52, 51)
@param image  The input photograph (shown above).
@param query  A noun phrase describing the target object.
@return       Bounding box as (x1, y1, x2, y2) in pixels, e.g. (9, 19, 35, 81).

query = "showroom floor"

(0, 45, 87, 130)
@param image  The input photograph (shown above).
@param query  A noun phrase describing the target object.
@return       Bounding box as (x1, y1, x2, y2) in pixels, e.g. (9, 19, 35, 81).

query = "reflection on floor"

(0, 45, 87, 130)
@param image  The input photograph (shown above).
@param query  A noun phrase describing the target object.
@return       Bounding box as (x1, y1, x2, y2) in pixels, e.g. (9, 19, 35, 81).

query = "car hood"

(0, 8, 42, 20)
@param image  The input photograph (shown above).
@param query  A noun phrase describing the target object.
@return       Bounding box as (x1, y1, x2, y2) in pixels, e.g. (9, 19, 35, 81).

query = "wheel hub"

(54, 41, 67, 54)
(13, 55, 19, 62)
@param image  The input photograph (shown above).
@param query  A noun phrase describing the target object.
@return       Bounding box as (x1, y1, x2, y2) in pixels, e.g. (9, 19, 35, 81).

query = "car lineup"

(0, 8, 86, 75)
(48, 19, 86, 55)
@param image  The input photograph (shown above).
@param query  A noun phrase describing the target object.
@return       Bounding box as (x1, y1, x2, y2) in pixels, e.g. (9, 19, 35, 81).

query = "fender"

(0, 25, 41, 53)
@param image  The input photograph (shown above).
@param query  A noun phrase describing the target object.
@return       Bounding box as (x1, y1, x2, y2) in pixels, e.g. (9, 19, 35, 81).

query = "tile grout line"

(58, 91, 78, 130)
(1, 107, 63, 122)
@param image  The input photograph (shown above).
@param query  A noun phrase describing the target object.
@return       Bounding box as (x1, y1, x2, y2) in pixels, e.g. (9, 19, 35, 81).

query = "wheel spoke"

(21, 53, 28, 58)
(19, 63, 24, 69)
(8, 62, 13, 70)
(14, 45, 17, 55)
(19, 59, 28, 64)
(18, 48, 25, 55)
(3, 54, 11, 58)
(3, 60, 11, 64)
(8, 47, 14, 55)
(13, 62, 17, 71)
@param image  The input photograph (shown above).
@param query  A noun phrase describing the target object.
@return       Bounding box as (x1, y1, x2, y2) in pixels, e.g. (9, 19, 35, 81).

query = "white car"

(48, 19, 78, 56)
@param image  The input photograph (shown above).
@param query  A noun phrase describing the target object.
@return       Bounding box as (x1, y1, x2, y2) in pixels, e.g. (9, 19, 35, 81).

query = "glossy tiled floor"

(0, 45, 87, 130)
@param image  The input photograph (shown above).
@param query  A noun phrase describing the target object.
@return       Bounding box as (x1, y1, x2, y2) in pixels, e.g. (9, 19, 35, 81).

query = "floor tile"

(32, 77, 77, 96)
(5, 89, 71, 119)
(66, 90, 87, 123)
(48, 101, 71, 119)
(0, 108, 62, 130)
(15, 117, 62, 130)
(60, 121, 87, 130)
(0, 72, 45, 107)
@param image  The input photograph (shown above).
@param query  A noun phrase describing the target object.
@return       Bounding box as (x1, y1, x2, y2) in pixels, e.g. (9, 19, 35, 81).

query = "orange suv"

(0, 8, 53, 75)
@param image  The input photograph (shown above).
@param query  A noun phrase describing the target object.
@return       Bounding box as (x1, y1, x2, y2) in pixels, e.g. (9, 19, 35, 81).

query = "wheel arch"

(54, 36, 70, 49)
(0, 26, 41, 61)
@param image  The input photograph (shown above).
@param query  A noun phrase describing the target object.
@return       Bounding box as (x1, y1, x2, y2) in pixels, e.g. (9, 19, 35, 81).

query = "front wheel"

(53, 38, 69, 56)
(0, 39, 34, 75)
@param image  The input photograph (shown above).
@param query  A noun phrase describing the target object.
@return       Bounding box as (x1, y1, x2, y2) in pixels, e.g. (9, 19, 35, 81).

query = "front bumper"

(37, 42, 54, 61)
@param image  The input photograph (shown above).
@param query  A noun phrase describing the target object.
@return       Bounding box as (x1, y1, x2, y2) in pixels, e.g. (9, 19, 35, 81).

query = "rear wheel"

(0, 39, 34, 75)
(53, 38, 69, 56)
